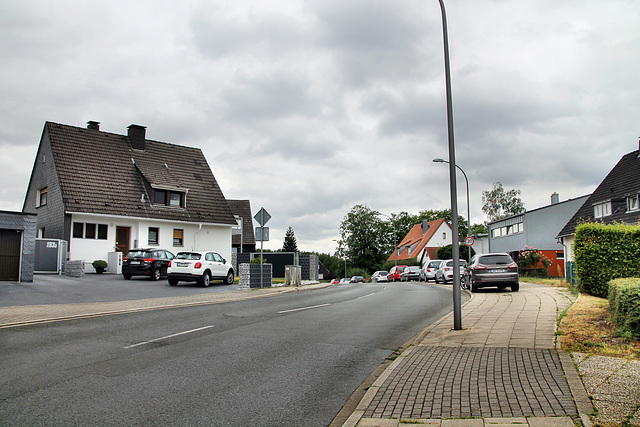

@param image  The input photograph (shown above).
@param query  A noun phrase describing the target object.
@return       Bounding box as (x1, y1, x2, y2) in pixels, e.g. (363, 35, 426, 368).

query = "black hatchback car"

(122, 248, 175, 281)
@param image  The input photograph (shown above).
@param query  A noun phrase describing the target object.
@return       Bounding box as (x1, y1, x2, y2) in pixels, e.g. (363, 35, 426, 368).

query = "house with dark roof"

(387, 218, 452, 265)
(227, 199, 256, 254)
(558, 144, 640, 270)
(488, 193, 589, 277)
(22, 121, 238, 272)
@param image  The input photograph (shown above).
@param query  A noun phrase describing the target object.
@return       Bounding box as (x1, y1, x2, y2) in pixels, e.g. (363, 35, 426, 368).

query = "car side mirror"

(223, 259, 226, 264)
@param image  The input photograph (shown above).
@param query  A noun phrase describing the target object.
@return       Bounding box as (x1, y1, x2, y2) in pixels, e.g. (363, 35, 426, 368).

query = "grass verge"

(559, 292, 640, 360)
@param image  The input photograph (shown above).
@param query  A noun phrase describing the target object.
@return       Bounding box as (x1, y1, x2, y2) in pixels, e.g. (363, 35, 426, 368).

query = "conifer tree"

(282, 226, 299, 252)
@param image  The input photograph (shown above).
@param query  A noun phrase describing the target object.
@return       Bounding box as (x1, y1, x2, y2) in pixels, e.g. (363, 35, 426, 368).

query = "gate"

(34, 239, 68, 274)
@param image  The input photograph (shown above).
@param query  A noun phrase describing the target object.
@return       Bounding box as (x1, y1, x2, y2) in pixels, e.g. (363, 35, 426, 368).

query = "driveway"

(0, 273, 240, 307)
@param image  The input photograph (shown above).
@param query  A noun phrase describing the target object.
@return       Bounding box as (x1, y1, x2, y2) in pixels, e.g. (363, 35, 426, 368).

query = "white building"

(23, 121, 238, 272)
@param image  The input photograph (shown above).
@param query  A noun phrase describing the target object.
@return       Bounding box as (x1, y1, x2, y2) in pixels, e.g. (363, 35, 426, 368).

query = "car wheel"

(225, 270, 234, 285)
(511, 283, 520, 292)
(151, 268, 161, 281)
(169, 279, 178, 286)
(200, 271, 211, 287)
(123, 274, 132, 280)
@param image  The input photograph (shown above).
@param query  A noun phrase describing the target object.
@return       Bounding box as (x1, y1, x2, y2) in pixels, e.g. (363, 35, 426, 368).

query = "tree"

(481, 182, 525, 222)
(470, 223, 488, 235)
(417, 209, 468, 237)
(338, 204, 387, 273)
(282, 226, 299, 252)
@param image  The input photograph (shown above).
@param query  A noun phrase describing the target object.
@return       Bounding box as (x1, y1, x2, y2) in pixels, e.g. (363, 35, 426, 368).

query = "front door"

(115, 227, 130, 254)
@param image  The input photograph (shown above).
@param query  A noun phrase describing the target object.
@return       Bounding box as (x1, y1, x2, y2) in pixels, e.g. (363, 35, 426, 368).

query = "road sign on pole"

(464, 236, 475, 247)
(254, 207, 271, 289)
(254, 208, 271, 227)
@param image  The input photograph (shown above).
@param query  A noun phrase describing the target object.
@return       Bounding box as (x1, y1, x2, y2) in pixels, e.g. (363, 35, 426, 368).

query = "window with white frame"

(627, 194, 639, 212)
(594, 201, 611, 218)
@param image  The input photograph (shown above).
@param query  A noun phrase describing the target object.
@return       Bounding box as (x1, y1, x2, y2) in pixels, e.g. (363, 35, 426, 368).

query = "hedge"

(608, 278, 640, 339)
(573, 222, 640, 297)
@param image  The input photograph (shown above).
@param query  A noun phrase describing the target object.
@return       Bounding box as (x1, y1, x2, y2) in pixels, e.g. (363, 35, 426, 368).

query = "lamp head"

(432, 158, 447, 163)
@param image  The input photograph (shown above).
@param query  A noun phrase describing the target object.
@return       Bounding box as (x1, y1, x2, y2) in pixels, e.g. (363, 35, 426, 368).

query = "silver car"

(371, 271, 389, 282)
(419, 259, 442, 282)
(434, 259, 467, 284)
(466, 253, 519, 292)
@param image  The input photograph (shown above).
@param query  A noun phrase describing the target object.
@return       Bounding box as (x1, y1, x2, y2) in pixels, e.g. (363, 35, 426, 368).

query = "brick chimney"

(87, 121, 100, 130)
(127, 124, 146, 150)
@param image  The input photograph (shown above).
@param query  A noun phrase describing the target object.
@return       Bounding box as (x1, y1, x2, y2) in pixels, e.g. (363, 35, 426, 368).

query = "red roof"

(387, 218, 450, 262)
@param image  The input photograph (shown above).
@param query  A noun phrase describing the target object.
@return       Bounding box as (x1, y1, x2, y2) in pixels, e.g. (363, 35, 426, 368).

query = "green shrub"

(574, 222, 640, 297)
(608, 278, 640, 339)
(92, 260, 107, 269)
(517, 246, 551, 277)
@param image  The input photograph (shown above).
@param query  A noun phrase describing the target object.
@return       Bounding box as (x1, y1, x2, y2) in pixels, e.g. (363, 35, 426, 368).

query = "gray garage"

(0, 211, 37, 282)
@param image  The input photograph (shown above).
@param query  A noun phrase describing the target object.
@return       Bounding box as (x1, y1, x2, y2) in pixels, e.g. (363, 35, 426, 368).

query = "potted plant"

(92, 260, 108, 274)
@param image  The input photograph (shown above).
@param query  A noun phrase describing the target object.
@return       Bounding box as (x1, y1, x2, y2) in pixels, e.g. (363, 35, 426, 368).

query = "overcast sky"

(1, 0, 639, 254)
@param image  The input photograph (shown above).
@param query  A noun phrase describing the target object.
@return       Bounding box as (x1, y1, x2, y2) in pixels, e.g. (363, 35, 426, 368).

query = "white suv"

(167, 251, 235, 287)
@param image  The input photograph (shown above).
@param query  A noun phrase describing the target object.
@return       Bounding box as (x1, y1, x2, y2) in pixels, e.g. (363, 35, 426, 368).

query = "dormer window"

(594, 201, 611, 218)
(153, 189, 185, 208)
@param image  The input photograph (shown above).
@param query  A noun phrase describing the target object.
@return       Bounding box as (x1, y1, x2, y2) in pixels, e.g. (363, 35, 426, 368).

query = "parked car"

(350, 276, 365, 283)
(434, 259, 468, 284)
(339, 278, 351, 284)
(371, 271, 389, 282)
(167, 251, 234, 287)
(330, 278, 340, 285)
(466, 253, 519, 292)
(419, 260, 442, 282)
(400, 266, 421, 281)
(122, 248, 175, 281)
(387, 265, 408, 282)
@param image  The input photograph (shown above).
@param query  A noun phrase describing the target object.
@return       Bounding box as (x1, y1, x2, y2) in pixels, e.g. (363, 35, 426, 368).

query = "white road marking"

(357, 293, 375, 299)
(124, 325, 215, 349)
(277, 303, 330, 314)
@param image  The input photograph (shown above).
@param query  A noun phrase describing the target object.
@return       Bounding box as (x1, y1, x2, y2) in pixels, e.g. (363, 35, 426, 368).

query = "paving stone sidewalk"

(342, 282, 601, 427)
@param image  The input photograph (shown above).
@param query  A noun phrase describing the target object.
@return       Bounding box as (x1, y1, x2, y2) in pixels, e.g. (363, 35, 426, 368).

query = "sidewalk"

(340, 282, 639, 427)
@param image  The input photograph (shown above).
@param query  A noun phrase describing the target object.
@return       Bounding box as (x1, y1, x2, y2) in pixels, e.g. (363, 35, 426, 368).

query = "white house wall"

(69, 214, 232, 272)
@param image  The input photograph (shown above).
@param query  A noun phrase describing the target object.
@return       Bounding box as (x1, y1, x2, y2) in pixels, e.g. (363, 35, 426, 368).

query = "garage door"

(0, 229, 21, 281)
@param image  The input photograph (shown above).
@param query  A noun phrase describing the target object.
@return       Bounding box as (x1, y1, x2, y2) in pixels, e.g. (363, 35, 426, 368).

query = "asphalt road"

(0, 281, 456, 426)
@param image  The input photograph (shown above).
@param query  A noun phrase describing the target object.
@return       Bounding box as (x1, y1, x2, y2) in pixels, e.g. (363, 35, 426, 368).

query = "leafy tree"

(282, 226, 299, 252)
(481, 182, 525, 222)
(436, 244, 475, 261)
(470, 223, 488, 235)
(338, 204, 387, 273)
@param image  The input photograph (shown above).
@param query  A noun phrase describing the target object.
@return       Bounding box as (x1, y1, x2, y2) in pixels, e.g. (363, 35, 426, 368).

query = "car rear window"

(478, 255, 513, 265)
(428, 261, 440, 268)
(126, 250, 148, 257)
(175, 252, 202, 260)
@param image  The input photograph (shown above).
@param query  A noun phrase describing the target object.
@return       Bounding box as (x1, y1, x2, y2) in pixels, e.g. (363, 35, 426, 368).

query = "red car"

(387, 265, 408, 282)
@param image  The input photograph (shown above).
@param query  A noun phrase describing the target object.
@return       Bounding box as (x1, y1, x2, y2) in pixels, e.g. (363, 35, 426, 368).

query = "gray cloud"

(1, 0, 639, 253)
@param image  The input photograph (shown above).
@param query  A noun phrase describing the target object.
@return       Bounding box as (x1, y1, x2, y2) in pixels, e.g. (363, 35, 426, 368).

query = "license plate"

(177, 262, 189, 267)
(129, 261, 140, 265)
(490, 269, 506, 273)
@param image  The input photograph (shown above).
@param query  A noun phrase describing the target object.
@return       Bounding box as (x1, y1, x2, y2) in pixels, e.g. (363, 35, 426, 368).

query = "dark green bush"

(608, 278, 640, 339)
(574, 222, 640, 297)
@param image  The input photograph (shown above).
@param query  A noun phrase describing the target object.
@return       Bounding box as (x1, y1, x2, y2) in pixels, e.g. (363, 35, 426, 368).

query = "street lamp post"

(437, 0, 462, 330)
(433, 158, 470, 263)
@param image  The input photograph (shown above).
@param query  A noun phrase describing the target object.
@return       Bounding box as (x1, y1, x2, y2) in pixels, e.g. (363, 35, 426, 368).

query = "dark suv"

(465, 253, 519, 292)
(122, 248, 175, 281)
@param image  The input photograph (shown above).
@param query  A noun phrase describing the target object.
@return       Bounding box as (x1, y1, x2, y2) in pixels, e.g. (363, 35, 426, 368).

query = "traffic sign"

(254, 207, 271, 226)
(464, 236, 475, 246)
(255, 227, 269, 241)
